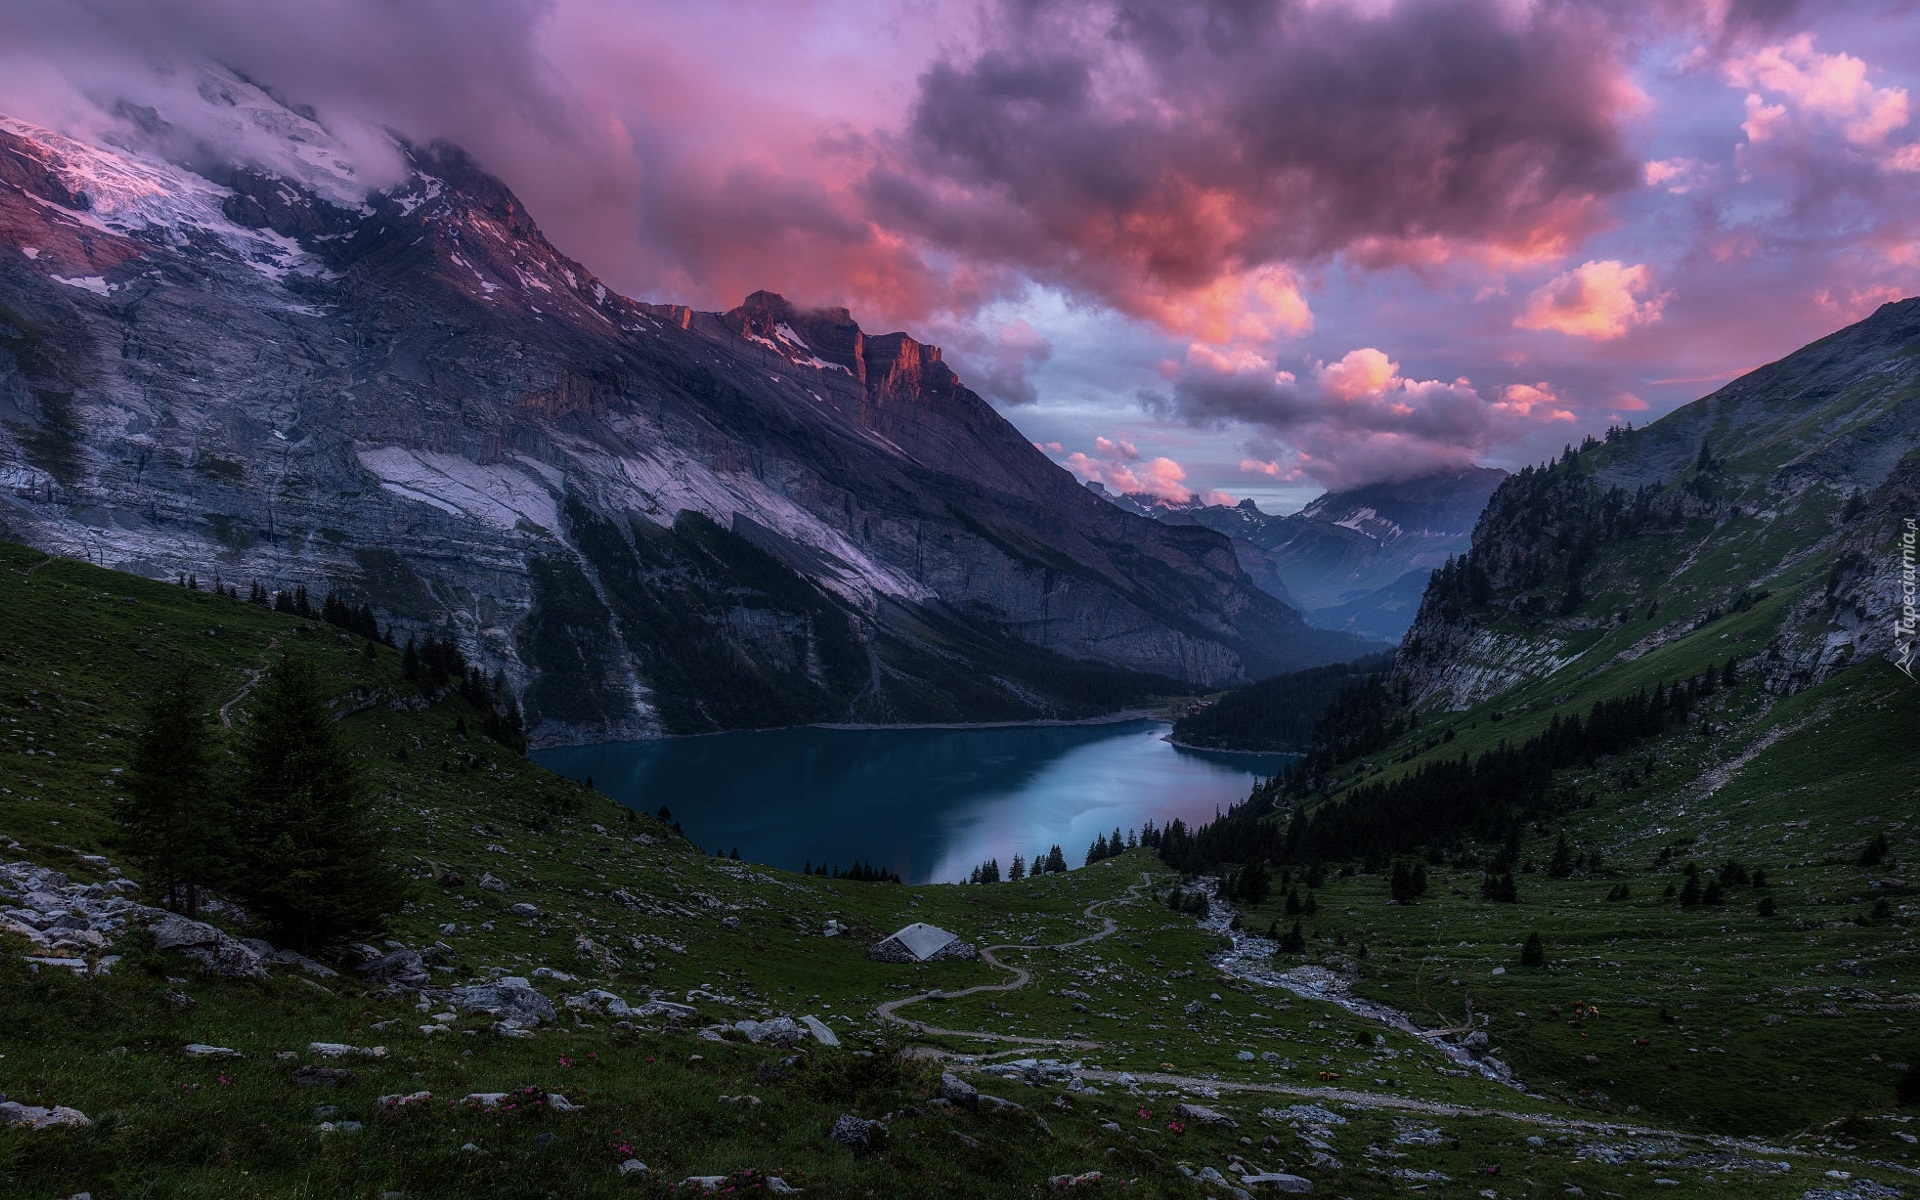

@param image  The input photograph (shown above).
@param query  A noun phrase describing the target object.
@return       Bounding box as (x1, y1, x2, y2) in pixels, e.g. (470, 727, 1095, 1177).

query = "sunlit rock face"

(0, 76, 1368, 744)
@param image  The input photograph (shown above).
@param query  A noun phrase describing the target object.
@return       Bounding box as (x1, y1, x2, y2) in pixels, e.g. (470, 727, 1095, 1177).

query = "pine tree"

(115, 667, 228, 918)
(1278, 919, 1306, 953)
(1238, 858, 1271, 905)
(1046, 845, 1068, 874)
(1547, 832, 1574, 878)
(1285, 886, 1302, 915)
(1757, 893, 1777, 918)
(1520, 931, 1547, 968)
(1009, 854, 1026, 881)
(228, 656, 408, 953)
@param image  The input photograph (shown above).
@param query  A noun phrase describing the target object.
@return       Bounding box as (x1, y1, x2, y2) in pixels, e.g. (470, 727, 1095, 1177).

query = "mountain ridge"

(0, 82, 1370, 745)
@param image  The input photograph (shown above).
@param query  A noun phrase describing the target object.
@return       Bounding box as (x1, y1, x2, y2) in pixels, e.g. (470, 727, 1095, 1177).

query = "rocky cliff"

(0, 76, 1368, 744)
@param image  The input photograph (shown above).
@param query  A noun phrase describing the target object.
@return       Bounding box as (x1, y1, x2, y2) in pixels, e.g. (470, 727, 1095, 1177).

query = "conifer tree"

(228, 656, 408, 952)
(1045, 844, 1067, 874)
(1547, 832, 1574, 878)
(116, 667, 228, 918)
(1520, 931, 1547, 968)
(1009, 854, 1026, 881)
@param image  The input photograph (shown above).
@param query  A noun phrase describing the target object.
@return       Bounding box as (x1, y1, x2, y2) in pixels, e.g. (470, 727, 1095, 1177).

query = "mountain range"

(1090, 466, 1507, 642)
(0, 72, 1371, 745)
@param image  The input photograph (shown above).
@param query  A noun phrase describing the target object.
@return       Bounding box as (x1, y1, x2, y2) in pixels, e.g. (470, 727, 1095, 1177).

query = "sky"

(6, 0, 1920, 512)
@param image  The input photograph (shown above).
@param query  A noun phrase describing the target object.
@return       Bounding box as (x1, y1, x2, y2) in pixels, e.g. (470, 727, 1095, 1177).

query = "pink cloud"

(1517, 260, 1669, 339)
(1063, 450, 1194, 502)
(1094, 436, 1140, 460)
(1729, 34, 1911, 147)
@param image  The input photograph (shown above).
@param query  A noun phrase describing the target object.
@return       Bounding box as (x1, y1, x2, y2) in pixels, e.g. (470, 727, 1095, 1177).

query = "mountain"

(0, 75, 1371, 745)
(1397, 299, 1920, 711)
(1094, 467, 1507, 642)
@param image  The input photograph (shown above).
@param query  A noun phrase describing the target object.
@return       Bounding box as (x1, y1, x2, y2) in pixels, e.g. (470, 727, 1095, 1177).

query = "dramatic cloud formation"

(1517, 261, 1670, 339)
(2, 0, 1916, 501)
(871, 0, 1643, 339)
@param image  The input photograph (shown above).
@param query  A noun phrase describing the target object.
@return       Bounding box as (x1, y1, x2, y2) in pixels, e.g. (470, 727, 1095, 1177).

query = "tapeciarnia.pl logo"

(1898, 516, 1917, 680)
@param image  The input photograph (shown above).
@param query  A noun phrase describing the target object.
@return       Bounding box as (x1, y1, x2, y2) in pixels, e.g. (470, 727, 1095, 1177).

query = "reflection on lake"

(532, 720, 1293, 884)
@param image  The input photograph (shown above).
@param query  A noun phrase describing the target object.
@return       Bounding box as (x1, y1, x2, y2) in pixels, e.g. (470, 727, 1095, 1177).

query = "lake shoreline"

(544, 707, 1174, 750)
(1162, 734, 1306, 759)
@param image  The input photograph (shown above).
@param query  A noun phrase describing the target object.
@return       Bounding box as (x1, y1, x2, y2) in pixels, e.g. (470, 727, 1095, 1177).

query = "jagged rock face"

(1395, 298, 1920, 709)
(1135, 467, 1507, 642)
(0, 83, 1367, 744)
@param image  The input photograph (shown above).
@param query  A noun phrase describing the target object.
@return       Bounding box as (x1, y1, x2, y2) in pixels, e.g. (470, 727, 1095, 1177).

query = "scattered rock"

(478, 873, 508, 893)
(308, 1043, 387, 1058)
(509, 902, 539, 918)
(163, 989, 196, 1009)
(291, 1066, 356, 1087)
(183, 1044, 242, 1058)
(617, 1159, 648, 1177)
(828, 1113, 888, 1155)
(721, 916, 740, 931)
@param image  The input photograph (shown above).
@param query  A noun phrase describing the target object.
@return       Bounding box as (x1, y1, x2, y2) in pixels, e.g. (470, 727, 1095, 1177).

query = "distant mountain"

(1089, 467, 1507, 642)
(0, 74, 1372, 744)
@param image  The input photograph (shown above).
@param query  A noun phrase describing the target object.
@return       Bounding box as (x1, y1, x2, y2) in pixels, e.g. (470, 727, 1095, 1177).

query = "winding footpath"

(865, 870, 1889, 1176)
(874, 874, 1153, 1049)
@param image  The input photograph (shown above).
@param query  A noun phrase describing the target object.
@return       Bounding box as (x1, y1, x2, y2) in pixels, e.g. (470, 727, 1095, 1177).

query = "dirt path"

(218, 639, 279, 729)
(874, 874, 1151, 1048)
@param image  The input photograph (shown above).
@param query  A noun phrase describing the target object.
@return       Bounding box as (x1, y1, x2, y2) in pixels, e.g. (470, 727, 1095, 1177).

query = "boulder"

(1172, 1102, 1239, 1129)
(938, 1072, 979, 1110)
(0, 1101, 91, 1130)
(267, 948, 340, 978)
(828, 1113, 888, 1155)
(1241, 1173, 1314, 1192)
(150, 915, 221, 951)
(617, 1159, 648, 1177)
(508, 902, 539, 918)
(183, 1044, 242, 1058)
(565, 989, 632, 1018)
(359, 949, 430, 987)
(449, 977, 556, 1025)
(801, 1015, 840, 1047)
(478, 873, 509, 893)
(734, 1017, 803, 1045)
(632, 998, 697, 1021)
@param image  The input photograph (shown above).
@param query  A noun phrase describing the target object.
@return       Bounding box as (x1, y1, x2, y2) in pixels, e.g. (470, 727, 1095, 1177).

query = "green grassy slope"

(1, 542, 1913, 1198)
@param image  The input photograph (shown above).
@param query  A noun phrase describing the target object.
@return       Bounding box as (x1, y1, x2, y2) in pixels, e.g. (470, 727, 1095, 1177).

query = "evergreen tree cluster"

(1170, 654, 1393, 752)
(1388, 859, 1429, 904)
(1084, 825, 1136, 866)
(402, 634, 527, 754)
(1413, 451, 1711, 629)
(802, 859, 900, 883)
(114, 658, 409, 953)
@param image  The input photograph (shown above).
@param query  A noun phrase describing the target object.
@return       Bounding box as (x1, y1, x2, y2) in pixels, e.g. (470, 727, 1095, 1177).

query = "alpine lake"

(533, 719, 1293, 884)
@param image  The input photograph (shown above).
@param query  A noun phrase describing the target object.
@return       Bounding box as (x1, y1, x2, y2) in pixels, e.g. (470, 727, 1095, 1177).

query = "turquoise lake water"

(532, 720, 1294, 885)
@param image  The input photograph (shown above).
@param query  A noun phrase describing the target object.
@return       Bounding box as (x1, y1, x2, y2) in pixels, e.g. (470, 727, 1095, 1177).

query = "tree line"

(1155, 662, 1740, 876)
